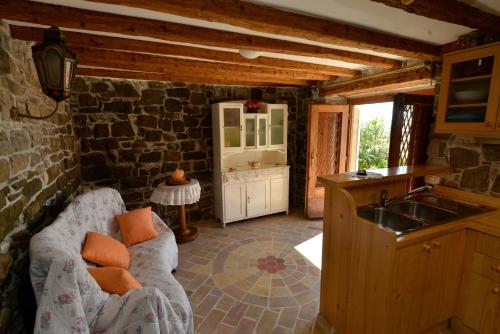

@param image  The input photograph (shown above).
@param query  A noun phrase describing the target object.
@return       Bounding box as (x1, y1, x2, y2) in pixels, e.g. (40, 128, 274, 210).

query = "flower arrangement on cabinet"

(245, 100, 263, 113)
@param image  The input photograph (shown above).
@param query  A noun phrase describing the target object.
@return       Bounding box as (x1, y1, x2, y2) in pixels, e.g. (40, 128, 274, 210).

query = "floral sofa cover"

(29, 188, 194, 333)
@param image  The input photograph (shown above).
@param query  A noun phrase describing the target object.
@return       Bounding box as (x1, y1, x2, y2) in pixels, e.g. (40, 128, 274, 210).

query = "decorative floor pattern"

(174, 212, 323, 334)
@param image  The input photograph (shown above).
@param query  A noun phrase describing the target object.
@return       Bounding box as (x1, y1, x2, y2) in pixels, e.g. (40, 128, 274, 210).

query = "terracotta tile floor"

(174, 211, 323, 334)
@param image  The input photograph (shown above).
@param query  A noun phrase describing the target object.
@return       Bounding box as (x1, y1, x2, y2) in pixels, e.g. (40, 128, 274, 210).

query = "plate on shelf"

(453, 90, 488, 103)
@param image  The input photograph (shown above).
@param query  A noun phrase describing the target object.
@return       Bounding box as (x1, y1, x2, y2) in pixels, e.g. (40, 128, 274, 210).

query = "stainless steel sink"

(387, 201, 459, 223)
(357, 207, 424, 235)
(357, 194, 494, 236)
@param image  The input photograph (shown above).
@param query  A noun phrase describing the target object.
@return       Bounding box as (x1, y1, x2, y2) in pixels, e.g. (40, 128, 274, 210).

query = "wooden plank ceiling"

(1, 0, 499, 93)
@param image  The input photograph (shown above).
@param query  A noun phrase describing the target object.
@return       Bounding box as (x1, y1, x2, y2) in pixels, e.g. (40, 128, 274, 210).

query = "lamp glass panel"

(46, 48, 62, 87)
(64, 59, 73, 90)
(33, 56, 47, 87)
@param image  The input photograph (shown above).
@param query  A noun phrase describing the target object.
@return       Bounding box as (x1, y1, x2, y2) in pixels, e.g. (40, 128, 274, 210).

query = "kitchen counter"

(319, 164, 450, 188)
(318, 166, 500, 334)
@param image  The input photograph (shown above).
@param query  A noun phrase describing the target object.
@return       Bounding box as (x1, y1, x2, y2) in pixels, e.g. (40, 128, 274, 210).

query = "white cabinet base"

(219, 167, 289, 227)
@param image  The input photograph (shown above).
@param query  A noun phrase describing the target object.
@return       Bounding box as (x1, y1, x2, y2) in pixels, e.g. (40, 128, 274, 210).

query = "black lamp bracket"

(15, 101, 59, 120)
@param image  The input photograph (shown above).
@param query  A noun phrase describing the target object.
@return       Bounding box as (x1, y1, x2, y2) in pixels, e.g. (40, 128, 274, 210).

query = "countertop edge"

(319, 165, 450, 188)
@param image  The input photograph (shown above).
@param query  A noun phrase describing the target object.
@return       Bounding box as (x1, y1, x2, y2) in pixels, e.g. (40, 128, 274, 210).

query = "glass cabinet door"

(257, 116, 268, 147)
(223, 106, 243, 148)
(269, 105, 287, 147)
(437, 46, 500, 132)
(245, 116, 256, 148)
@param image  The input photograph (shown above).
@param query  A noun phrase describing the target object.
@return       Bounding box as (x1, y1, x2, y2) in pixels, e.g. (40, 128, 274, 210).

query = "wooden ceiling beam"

(72, 46, 329, 82)
(0, 0, 400, 69)
(88, 0, 440, 61)
(371, 0, 500, 36)
(10, 25, 360, 78)
(77, 67, 305, 86)
(320, 66, 433, 97)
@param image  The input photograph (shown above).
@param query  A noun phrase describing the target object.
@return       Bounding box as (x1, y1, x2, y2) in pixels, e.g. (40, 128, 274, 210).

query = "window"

(350, 102, 393, 171)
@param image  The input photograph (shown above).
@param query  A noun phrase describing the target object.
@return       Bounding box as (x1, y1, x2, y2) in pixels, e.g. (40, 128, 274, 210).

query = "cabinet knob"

(423, 244, 431, 251)
(432, 241, 441, 248)
(492, 287, 500, 295)
(490, 265, 500, 273)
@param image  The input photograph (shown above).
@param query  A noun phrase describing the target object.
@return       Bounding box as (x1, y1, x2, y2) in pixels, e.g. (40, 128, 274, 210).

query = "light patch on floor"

(294, 233, 323, 269)
(174, 212, 323, 333)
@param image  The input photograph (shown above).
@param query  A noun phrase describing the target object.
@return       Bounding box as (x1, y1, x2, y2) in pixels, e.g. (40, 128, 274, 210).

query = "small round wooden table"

(150, 179, 201, 243)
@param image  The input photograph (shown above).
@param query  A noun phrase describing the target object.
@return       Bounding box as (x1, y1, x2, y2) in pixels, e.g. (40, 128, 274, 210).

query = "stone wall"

(71, 77, 305, 224)
(0, 22, 80, 333)
(427, 83, 500, 197)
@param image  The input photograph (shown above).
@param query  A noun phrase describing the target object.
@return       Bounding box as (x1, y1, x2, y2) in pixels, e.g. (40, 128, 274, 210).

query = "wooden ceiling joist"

(77, 68, 304, 87)
(320, 66, 433, 97)
(88, 0, 441, 61)
(371, 0, 500, 36)
(10, 25, 360, 78)
(72, 46, 329, 83)
(0, 0, 401, 69)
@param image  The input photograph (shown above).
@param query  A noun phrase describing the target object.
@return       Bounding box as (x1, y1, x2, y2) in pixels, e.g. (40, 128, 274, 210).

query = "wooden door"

(224, 182, 246, 221)
(247, 179, 270, 217)
(305, 104, 349, 218)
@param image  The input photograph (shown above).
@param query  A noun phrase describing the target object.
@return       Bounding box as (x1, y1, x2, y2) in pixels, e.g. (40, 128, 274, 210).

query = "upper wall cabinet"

(436, 43, 500, 134)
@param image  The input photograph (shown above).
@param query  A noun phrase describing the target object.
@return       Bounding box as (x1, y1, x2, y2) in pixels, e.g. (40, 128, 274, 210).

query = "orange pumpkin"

(171, 168, 185, 181)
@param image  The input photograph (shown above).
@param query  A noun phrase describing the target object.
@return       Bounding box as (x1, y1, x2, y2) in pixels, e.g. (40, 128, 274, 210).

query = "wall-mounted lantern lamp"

(17, 26, 78, 120)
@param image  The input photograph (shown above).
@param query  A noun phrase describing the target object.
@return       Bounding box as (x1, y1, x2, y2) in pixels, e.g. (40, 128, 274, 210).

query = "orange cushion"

(88, 267, 142, 296)
(115, 207, 159, 246)
(82, 232, 130, 269)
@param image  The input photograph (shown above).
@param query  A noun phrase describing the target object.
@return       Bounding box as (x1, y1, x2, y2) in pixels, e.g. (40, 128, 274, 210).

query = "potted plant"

(245, 100, 263, 113)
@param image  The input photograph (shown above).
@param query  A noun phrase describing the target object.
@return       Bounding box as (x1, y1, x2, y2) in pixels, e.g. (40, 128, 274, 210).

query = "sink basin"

(357, 207, 423, 235)
(387, 201, 459, 223)
(357, 194, 494, 235)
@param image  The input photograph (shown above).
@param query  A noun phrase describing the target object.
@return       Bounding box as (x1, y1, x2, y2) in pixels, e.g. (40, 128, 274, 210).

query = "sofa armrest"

(151, 211, 172, 234)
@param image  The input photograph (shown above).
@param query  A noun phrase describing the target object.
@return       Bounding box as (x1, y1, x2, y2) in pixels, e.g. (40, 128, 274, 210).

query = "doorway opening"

(350, 102, 394, 171)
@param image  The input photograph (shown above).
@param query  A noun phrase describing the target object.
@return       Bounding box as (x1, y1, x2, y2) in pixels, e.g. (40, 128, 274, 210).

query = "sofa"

(29, 188, 194, 333)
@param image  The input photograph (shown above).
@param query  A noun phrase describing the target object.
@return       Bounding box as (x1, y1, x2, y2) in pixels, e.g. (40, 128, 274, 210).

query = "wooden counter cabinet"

(391, 231, 465, 333)
(455, 231, 500, 334)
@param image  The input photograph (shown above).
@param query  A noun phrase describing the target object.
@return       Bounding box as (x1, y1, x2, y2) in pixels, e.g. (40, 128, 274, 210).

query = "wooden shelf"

(448, 103, 488, 108)
(450, 74, 492, 83)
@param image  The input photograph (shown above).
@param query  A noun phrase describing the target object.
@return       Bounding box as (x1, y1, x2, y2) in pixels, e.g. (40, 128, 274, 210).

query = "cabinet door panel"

(478, 280, 500, 334)
(457, 271, 491, 332)
(222, 105, 244, 150)
(419, 231, 465, 330)
(247, 180, 270, 216)
(390, 240, 428, 334)
(270, 177, 288, 212)
(224, 183, 246, 220)
(268, 104, 287, 148)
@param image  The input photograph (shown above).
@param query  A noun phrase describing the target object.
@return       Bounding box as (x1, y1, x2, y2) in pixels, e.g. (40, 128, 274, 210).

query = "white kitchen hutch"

(212, 102, 289, 227)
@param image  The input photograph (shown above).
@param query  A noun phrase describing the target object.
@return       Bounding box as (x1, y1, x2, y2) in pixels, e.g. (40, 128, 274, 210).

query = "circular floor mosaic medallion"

(211, 237, 320, 309)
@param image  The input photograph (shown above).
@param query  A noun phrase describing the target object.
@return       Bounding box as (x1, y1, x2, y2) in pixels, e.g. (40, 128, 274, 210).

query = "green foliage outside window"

(358, 117, 390, 170)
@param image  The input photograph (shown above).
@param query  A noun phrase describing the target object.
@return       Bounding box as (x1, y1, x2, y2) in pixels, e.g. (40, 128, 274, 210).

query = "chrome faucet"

(379, 184, 434, 207)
